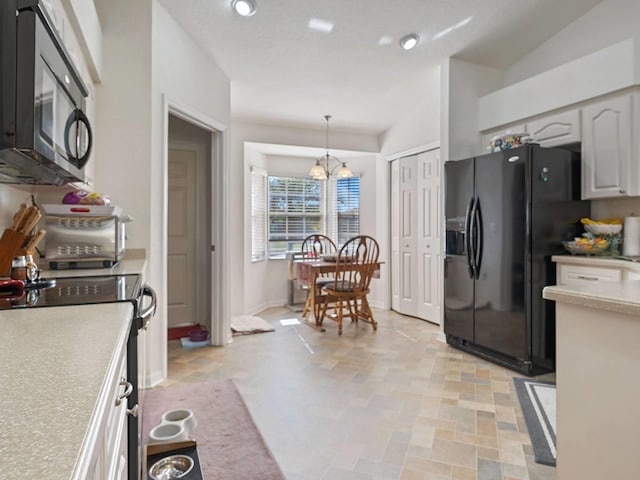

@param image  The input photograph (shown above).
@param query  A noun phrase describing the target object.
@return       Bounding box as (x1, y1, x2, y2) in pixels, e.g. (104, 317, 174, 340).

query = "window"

(250, 166, 267, 262)
(336, 176, 361, 245)
(328, 176, 361, 246)
(257, 174, 361, 258)
(268, 176, 324, 258)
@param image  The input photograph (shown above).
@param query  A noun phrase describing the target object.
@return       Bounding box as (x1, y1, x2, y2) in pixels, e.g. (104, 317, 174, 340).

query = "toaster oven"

(42, 205, 129, 269)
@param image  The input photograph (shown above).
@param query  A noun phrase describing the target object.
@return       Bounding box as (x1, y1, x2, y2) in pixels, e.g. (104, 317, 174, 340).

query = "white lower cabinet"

(90, 347, 130, 480)
(557, 263, 622, 285)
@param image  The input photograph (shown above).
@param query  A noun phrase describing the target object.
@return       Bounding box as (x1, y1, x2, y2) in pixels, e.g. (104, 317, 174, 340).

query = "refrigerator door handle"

(474, 198, 484, 279)
(464, 196, 475, 279)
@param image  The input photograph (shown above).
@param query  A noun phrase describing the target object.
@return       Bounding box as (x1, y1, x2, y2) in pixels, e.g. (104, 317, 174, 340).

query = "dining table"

(295, 258, 381, 331)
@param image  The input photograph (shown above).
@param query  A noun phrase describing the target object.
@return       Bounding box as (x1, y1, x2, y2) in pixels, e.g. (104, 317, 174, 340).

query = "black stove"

(0, 274, 142, 310)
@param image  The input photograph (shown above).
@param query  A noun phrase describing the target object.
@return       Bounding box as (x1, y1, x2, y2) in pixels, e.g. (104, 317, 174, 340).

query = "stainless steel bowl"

(149, 454, 194, 480)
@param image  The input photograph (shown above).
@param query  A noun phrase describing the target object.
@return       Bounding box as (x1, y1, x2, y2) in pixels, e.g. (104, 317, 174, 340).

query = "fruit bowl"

(563, 239, 609, 255)
(584, 223, 623, 235)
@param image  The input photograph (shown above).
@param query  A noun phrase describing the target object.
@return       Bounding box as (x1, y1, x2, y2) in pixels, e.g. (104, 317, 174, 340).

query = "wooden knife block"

(0, 229, 28, 276)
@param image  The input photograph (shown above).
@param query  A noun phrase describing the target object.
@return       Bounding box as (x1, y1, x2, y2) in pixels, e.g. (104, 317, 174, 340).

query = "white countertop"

(543, 280, 640, 316)
(0, 302, 134, 480)
(0, 250, 148, 479)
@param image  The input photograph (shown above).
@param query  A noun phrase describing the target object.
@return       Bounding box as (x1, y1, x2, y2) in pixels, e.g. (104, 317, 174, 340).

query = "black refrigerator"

(444, 144, 589, 375)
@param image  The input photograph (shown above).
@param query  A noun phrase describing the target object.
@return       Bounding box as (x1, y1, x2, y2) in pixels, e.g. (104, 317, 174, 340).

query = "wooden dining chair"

(319, 235, 379, 335)
(300, 234, 337, 318)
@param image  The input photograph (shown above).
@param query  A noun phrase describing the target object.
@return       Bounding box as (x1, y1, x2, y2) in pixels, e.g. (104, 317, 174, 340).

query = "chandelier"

(308, 115, 353, 180)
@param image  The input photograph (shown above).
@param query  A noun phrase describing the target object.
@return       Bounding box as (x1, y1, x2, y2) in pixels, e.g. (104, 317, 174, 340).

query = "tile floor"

(160, 307, 555, 480)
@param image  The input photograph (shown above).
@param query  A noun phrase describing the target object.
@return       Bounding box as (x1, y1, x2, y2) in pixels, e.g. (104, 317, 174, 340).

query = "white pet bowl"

(149, 423, 188, 444)
(161, 409, 197, 436)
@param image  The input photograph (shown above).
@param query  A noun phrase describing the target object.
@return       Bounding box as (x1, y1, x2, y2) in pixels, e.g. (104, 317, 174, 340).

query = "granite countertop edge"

(543, 281, 640, 316)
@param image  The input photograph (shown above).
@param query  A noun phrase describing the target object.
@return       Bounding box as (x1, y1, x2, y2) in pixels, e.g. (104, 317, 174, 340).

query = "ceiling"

(158, 0, 601, 136)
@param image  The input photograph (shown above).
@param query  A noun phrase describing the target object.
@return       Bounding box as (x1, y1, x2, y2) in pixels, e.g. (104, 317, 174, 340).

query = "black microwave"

(0, 0, 92, 185)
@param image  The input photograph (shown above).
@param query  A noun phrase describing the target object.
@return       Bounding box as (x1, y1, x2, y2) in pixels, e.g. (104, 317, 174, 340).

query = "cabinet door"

(528, 109, 580, 147)
(390, 160, 400, 311)
(398, 155, 418, 317)
(581, 95, 633, 199)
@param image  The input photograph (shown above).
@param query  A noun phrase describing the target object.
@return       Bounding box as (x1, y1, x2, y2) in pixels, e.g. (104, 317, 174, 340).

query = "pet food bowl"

(162, 408, 197, 435)
(149, 423, 188, 444)
(188, 329, 208, 342)
(149, 454, 194, 480)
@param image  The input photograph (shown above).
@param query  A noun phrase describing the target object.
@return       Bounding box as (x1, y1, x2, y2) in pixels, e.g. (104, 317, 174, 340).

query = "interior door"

(398, 155, 418, 316)
(167, 148, 197, 327)
(417, 150, 441, 323)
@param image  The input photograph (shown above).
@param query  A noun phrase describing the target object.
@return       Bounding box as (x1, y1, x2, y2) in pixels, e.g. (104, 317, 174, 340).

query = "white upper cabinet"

(581, 93, 633, 199)
(528, 108, 581, 148)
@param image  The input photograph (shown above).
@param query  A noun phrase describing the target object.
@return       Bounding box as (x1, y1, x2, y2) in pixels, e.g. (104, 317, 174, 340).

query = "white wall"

(149, 1, 230, 382)
(441, 58, 503, 162)
(504, 0, 640, 86)
(380, 65, 441, 158)
(93, 0, 230, 386)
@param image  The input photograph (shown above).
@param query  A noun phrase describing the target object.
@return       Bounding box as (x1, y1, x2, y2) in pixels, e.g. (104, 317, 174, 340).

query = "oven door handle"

(138, 284, 157, 330)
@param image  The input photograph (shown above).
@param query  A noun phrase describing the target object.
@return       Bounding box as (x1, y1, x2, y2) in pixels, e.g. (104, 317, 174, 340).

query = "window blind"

(328, 176, 361, 247)
(250, 166, 267, 262)
(268, 176, 324, 257)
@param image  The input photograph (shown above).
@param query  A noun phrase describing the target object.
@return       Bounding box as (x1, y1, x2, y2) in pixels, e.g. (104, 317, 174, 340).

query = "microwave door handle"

(63, 109, 93, 168)
(138, 285, 157, 330)
(75, 109, 93, 168)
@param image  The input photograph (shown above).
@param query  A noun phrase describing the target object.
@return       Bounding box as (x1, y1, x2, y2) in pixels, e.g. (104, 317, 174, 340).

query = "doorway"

(390, 148, 442, 324)
(167, 115, 212, 332)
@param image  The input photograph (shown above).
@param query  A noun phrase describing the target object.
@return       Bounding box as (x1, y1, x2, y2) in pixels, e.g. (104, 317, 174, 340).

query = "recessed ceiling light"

(399, 33, 419, 50)
(232, 0, 256, 17)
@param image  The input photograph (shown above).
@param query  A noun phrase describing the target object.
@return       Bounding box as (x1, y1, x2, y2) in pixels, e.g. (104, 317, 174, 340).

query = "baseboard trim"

(144, 370, 165, 389)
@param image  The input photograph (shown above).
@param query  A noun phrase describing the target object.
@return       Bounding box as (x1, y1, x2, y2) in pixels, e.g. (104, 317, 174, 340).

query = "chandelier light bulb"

(308, 115, 353, 180)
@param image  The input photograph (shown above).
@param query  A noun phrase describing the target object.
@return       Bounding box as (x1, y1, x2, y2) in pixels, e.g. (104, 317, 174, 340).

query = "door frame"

(161, 95, 231, 350)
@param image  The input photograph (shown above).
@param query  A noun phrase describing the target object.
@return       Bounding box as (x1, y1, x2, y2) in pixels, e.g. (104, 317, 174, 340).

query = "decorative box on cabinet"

(581, 93, 633, 199)
(480, 123, 527, 153)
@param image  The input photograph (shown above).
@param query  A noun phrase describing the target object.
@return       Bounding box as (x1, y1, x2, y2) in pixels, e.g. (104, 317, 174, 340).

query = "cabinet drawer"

(558, 264, 621, 285)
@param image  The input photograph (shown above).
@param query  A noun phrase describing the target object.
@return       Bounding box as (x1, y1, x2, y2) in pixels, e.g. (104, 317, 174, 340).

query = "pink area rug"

(142, 379, 285, 479)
